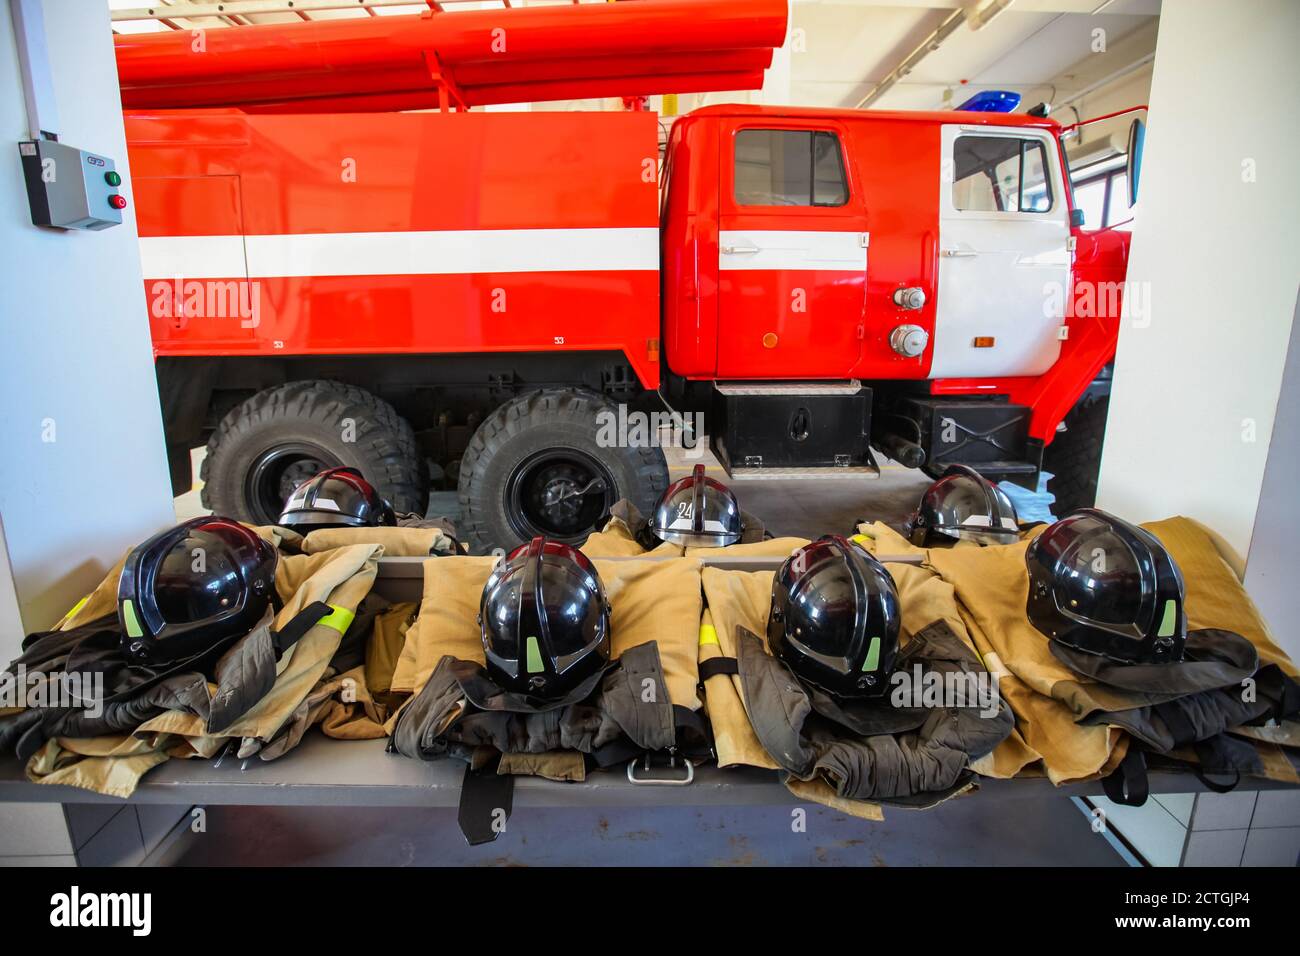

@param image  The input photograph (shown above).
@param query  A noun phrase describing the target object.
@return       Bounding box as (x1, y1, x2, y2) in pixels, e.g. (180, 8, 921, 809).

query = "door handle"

(940, 248, 979, 258)
(722, 244, 760, 255)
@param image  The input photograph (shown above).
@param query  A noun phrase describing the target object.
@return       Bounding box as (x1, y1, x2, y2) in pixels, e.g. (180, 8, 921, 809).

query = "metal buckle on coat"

(626, 752, 695, 786)
(211, 739, 237, 769)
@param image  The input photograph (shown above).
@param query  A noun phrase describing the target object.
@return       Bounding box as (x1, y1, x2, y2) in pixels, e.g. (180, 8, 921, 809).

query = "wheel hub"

(542, 475, 585, 522)
(505, 450, 615, 543)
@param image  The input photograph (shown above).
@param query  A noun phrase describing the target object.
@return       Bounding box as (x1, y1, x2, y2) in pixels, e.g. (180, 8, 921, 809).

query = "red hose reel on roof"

(115, 0, 789, 112)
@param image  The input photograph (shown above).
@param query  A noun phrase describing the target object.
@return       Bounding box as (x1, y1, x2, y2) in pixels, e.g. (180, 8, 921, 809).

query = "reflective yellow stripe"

(121, 599, 143, 638)
(698, 623, 719, 647)
(318, 605, 355, 635)
(862, 636, 881, 672)
(65, 595, 90, 622)
(1157, 600, 1177, 638)
(525, 636, 544, 673)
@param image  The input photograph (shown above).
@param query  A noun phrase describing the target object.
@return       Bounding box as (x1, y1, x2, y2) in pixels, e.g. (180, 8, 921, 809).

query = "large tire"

(1044, 395, 1109, 517)
(201, 380, 428, 524)
(458, 388, 669, 553)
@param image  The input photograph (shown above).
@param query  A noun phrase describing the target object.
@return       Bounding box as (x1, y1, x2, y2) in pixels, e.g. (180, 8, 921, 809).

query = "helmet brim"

(652, 528, 743, 548)
(277, 511, 374, 529)
(933, 523, 1020, 545)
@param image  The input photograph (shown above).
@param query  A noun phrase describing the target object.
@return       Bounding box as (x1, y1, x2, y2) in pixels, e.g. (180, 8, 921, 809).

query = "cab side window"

(952, 135, 1053, 213)
(734, 129, 848, 207)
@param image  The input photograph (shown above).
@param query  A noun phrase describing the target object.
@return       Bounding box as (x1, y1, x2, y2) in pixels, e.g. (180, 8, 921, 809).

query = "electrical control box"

(18, 140, 125, 231)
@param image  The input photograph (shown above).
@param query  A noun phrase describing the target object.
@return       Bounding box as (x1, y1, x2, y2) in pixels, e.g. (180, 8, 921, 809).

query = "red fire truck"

(116, 0, 1139, 551)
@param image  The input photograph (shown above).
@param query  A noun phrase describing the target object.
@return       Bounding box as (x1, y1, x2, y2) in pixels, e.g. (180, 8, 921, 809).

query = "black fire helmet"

(908, 464, 1020, 546)
(1025, 508, 1187, 664)
(649, 464, 744, 547)
(278, 466, 397, 532)
(118, 516, 278, 664)
(768, 534, 902, 698)
(479, 536, 612, 698)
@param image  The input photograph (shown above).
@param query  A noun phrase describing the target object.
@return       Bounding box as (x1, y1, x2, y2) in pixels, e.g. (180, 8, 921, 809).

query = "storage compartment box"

(711, 383, 874, 471)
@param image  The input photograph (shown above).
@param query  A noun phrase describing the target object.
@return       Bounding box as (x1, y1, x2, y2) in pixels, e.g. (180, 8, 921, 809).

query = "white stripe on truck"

(138, 227, 660, 279)
(718, 229, 866, 271)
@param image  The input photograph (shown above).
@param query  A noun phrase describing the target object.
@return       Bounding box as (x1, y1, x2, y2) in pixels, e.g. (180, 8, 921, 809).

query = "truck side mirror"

(1070, 208, 1086, 228)
(1126, 117, 1145, 207)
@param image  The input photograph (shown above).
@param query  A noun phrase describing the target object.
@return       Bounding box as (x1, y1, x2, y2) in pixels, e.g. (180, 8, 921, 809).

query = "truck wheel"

(200, 380, 428, 525)
(1044, 395, 1110, 518)
(458, 388, 669, 553)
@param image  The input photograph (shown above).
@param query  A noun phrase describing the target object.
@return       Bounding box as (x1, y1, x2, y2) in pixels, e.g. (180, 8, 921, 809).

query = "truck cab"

(660, 105, 1129, 498)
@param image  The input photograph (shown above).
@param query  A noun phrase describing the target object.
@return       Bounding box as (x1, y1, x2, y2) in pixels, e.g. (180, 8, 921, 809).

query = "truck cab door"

(716, 121, 868, 379)
(931, 125, 1071, 378)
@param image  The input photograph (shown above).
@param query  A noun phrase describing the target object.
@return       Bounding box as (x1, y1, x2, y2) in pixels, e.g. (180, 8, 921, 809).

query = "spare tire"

(458, 388, 669, 553)
(200, 380, 428, 525)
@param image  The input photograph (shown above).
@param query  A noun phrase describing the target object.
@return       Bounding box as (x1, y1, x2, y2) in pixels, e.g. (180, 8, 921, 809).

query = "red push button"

(108, 194, 127, 210)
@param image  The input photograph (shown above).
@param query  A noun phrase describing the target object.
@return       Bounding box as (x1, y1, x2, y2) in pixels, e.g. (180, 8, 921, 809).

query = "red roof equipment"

(115, 0, 790, 112)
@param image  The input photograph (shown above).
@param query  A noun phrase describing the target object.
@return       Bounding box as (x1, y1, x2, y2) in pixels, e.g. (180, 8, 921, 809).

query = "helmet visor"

(938, 521, 1020, 545)
(151, 529, 245, 630)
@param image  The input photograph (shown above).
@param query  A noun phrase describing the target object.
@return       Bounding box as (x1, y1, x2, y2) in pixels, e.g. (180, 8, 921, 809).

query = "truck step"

(713, 381, 863, 397)
(727, 464, 880, 482)
(970, 460, 1040, 476)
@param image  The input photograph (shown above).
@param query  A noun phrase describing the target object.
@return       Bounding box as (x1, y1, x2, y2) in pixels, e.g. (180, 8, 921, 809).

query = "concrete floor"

(169, 443, 1118, 866)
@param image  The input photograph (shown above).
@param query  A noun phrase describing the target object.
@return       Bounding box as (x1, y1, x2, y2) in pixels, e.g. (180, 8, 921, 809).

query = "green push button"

(104, 170, 121, 187)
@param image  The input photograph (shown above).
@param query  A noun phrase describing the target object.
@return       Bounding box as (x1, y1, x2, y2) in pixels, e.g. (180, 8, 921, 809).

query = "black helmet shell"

(1025, 508, 1187, 664)
(479, 536, 612, 698)
(650, 464, 743, 547)
(278, 467, 397, 531)
(118, 516, 278, 664)
(769, 535, 901, 698)
(909, 464, 1019, 546)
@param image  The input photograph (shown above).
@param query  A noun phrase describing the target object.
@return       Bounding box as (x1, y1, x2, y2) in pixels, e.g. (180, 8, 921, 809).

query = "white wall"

(1243, 295, 1300, 663)
(1041, 18, 1158, 165)
(1097, 0, 1300, 647)
(0, 0, 173, 659)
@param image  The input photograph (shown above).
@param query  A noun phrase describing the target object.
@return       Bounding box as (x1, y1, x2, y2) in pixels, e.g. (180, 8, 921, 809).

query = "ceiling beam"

(853, 7, 965, 109)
